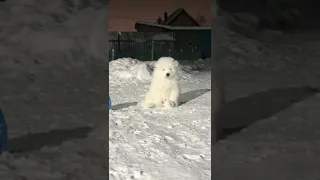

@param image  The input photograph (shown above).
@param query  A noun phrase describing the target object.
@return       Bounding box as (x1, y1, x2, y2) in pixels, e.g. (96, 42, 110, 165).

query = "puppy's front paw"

(163, 100, 173, 108)
(169, 100, 177, 108)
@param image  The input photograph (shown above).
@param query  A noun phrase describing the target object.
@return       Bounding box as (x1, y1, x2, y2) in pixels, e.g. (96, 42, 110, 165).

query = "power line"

(109, 16, 157, 21)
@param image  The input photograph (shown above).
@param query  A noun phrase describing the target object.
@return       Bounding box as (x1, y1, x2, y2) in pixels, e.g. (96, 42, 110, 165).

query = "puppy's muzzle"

(166, 73, 170, 77)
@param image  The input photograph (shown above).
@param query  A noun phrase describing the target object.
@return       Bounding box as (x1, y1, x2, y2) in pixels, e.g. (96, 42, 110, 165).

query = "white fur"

(143, 57, 180, 108)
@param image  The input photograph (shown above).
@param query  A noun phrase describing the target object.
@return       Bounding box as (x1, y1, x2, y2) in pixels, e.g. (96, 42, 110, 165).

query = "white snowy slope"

(109, 58, 212, 180)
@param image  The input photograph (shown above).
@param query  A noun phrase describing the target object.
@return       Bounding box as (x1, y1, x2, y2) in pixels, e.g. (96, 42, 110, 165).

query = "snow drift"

(109, 58, 153, 83)
(109, 57, 212, 84)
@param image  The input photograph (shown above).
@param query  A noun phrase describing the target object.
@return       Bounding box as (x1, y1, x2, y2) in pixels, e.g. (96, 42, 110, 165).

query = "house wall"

(172, 29, 211, 58)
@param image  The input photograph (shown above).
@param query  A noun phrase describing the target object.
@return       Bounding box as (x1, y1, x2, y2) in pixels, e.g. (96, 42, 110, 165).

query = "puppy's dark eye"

(163, 69, 165, 71)
(170, 68, 172, 70)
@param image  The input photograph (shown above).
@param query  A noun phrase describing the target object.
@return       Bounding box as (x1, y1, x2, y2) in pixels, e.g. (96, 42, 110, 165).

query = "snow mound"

(109, 58, 153, 84)
(109, 57, 196, 85)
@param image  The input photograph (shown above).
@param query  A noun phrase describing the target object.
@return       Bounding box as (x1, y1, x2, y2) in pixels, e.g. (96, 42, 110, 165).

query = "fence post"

(151, 41, 154, 61)
(111, 49, 115, 61)
(168, 49, 172, 57)
(117, 32, 121, 52)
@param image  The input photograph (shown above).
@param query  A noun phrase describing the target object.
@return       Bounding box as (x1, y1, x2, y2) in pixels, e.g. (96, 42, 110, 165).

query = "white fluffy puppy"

(143, 57, 180, 108)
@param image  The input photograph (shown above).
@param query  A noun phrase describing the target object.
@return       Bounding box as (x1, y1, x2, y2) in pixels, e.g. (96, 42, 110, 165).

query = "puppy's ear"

(173, 60, 179, 67)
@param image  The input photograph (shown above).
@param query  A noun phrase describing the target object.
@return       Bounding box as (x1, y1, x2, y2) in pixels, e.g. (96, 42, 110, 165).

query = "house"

(135, 8, 206, 32)
(109, 0, 211, 31)
(135, 8, 211, 59)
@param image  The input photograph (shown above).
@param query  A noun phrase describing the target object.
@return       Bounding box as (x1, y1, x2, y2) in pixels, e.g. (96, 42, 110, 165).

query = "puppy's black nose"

(166, 73, 170, 77)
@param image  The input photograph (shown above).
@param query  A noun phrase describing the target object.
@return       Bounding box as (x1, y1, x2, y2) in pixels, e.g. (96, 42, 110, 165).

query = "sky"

(109, 0, 212, 31)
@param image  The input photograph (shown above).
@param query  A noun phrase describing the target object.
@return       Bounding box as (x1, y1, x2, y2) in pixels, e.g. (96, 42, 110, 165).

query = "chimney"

(164, 12, 168, 20)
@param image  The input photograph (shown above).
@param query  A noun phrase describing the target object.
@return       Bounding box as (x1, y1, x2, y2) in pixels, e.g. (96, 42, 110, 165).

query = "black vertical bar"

(211, 0, 225, 144)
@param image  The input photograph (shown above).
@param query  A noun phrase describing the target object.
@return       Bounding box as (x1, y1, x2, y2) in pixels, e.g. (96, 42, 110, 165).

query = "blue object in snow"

(0, 108, 8, 154)
(108, 96, 112, 110)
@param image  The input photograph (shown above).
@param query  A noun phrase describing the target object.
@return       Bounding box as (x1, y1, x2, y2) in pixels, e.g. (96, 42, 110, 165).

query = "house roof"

(135, 21, 211, 30)
(161, 8, 201, 26)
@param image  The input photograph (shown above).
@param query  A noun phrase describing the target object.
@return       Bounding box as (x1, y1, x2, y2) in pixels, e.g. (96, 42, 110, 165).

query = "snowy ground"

(107, 42, 320, 179)
(109, 58, 212, 180)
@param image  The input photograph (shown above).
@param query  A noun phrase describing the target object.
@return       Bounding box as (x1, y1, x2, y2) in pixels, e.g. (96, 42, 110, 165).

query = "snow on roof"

(135, 21, 211, 30)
